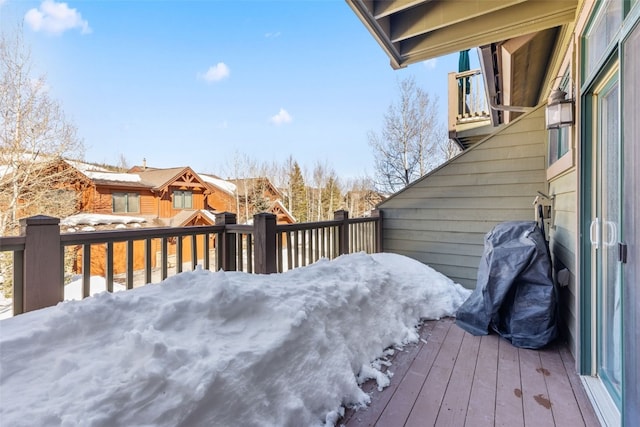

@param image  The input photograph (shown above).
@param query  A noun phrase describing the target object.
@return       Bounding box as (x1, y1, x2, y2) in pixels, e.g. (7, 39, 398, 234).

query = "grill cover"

(456, 221, 558, 349)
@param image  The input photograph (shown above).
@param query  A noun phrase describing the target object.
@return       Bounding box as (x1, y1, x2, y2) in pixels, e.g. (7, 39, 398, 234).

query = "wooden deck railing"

(0, 210, 381, 317)
(447, 69, 491, 131)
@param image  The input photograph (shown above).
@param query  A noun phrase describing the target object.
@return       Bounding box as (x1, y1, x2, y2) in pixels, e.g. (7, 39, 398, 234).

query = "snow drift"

(0, 252, 470, 426)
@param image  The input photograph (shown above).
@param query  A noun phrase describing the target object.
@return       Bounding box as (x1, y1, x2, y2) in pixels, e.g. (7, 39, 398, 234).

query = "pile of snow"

(64, 276, 127, 301)
(61, 213, 146, 227)
(0, 252, 471, 426)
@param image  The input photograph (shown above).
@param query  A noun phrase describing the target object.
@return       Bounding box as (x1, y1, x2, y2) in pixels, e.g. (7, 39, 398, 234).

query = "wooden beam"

(373, 0, 428, 19)
(399, 0, 577, 66)
(390, 0, 525, 43)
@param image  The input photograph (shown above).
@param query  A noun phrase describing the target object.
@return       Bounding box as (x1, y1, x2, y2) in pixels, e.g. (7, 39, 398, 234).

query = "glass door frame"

(593, 66, 622, 406)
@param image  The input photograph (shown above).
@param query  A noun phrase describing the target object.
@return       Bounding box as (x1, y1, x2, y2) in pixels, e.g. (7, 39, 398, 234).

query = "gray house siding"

(379, 105, 548, 288)
(547, 170, 578, 352)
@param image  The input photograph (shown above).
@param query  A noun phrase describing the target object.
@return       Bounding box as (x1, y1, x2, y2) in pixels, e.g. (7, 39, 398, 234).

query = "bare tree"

(442, 139, 462, 161)
(311, 160, 329, 221)
(368, 76, 446, 194)
(117, 153, 130, 171)
(1, 29, 85, 233)
(1, 28, 84, 295)
(344, 176, 382, 217)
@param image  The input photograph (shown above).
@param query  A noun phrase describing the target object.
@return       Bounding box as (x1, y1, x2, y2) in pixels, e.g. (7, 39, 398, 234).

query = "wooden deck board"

(558, 346, 601, 426)
(538, 347, 588, 426)
(341, 318, 599, 427)
(341, 321, 439, 426)
(375, 319, 453, 426)
(519, 348, 555, 426)
(404, 323, 465, 426)
(435, 332, 481, 426)
(465, 334, 499, 427)
(495, 338, 525, 426)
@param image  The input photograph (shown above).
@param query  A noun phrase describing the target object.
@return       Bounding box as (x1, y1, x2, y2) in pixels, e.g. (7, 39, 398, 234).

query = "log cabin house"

(15, 160, 293, 277)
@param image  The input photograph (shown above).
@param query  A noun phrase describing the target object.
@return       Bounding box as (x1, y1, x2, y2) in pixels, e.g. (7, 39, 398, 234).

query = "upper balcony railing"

(0, 210, 381, 318)
(448, 69, 492, 148)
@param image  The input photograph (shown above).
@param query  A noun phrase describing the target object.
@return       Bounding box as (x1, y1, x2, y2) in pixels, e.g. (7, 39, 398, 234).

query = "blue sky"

(1, 0, 479, 180)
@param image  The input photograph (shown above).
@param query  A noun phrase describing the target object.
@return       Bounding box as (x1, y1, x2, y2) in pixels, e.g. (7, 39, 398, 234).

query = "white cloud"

(423, 58, 437, 70)
(200, 62, 230, 83)
(265, 31, 281, 39)
(270, 108, 292, 126)
(24, 0, 91, 35)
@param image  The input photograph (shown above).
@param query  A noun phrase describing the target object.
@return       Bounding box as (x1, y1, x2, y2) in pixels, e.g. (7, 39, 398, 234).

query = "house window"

(112, 192, 140, 213)
(584, 0, 623, 78)
(548, 71, 571, 165)
(173, 190, 192, 209)
(549, 127, 570, 164)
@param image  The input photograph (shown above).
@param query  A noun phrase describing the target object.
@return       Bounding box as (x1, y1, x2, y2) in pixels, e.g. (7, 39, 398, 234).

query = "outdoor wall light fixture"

(545, 88, 574, 129)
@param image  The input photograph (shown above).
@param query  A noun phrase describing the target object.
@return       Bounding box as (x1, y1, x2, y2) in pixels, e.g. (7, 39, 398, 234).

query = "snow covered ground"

(0, 252, 471, 427)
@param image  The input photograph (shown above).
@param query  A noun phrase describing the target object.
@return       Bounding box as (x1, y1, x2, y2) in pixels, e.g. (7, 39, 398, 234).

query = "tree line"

(2, 27, 461, 234)
(220, 152, 380, 224)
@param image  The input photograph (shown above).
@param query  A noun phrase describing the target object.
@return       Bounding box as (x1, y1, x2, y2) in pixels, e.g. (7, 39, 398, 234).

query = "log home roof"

(135, 167, 208, 192)
(72, 164, 235, 197)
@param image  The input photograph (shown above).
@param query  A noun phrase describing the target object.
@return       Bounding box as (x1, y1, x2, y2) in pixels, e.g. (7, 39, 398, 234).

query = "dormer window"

(173, 190, 193, 209)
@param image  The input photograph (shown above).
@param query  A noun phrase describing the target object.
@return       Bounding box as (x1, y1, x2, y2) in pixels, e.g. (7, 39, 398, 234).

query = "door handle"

(604, 221, 618, 247)
(590, 218, 600, 249)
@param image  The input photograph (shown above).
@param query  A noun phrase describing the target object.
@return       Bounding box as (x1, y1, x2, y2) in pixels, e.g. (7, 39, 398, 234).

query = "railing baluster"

(286, 231, 293, 271)
(82, 244, 91, 298)
(247, 234, 253, 273)
(176, 236, 183, 274)
(301, 230, 307, 266)
(276, 231, 283, 272)
(161, 237, 168, 280)
(293, 231, 299, 268)
(106, 242, 114, 292)
(13, 250, 24, 315)
(237, 233, 244, 272)
(126, 240, 134, 290)
(145, 238, 152, 284)
(191, 234, 198, 270)
(203, 233, 210, 270)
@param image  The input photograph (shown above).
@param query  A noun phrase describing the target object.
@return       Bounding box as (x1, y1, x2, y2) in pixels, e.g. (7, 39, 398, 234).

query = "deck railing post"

(334, 210, 349, 255)
(215, 212, 237, 271)
(253, 213, 277, 274)
(19, 215, 63, 312)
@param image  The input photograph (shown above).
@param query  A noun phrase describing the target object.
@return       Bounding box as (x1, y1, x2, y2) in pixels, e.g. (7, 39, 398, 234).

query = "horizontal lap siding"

(380, 105, 547, 289)
(548, 169, 578, 356)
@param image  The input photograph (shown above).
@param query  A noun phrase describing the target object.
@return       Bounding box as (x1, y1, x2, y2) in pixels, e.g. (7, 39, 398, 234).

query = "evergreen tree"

(288, 161, 308, 222)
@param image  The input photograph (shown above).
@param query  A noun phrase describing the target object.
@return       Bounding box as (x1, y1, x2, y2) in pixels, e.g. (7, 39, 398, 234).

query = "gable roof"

(269, 200, 296, 224)
(135, 167, 202, 190)
(162, 209, 216, 227)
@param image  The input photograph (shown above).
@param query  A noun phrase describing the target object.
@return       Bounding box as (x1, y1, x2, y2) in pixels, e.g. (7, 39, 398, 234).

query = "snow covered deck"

(341, 318, 599, 427)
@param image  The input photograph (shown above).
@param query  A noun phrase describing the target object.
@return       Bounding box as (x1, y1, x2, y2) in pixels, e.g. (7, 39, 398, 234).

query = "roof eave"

(346, 0, 405, 69)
